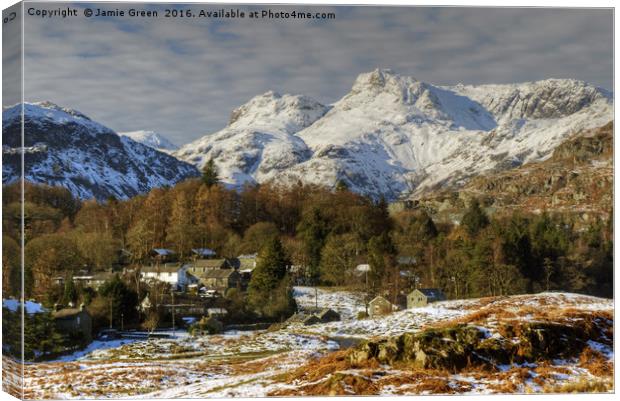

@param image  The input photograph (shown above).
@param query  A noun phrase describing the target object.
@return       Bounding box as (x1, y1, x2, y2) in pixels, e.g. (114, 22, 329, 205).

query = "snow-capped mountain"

(175, 69, 613, 199)
(2, 102, 199, 200)
(175, 91, 329, 186)
(120, 130, 179, 154)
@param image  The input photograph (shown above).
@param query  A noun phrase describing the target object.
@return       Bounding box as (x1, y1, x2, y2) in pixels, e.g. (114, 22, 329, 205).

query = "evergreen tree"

(367, 232, 397, 293)
(247, 237, 294, 318)
(201, 158, 219, 188)
(98, 275, 139, 328)
(297, 207, 331, 283)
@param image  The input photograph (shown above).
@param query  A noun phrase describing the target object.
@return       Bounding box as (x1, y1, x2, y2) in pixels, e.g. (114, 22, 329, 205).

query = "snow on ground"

(52, 339, 138, 362)
(293, 286, 366, 320)
(16, 290, 614, 398)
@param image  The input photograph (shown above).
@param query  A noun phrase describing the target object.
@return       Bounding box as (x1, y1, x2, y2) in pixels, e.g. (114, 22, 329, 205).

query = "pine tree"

(202, 158, 219, 188)
(247, 237, 293, 318)
(297, 207, 330, 284)
(99, 275, 139, 328)
(367, 232, 396, 293)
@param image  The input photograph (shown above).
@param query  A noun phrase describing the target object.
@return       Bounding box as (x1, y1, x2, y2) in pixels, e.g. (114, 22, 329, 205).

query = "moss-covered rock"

(348, 321, 596, 372)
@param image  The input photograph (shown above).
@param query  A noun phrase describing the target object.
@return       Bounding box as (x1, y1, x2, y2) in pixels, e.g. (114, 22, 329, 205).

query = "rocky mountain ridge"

(175, 69, 613, 199)
(2, 102, 199, 200)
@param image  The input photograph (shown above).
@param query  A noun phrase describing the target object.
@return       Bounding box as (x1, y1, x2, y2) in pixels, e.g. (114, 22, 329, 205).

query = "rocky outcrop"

(349, 320, 607, 371)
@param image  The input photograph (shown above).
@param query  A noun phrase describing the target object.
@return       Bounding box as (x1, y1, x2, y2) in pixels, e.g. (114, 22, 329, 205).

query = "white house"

(140, 264, 194, 291)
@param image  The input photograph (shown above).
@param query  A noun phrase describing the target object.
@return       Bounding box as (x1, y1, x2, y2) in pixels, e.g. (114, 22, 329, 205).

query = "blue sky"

(19, 3, 613, 145)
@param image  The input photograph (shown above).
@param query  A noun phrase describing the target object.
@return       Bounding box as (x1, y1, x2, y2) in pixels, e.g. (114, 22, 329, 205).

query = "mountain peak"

(350, 68, 419, 97)
(226, 91, 328, 133)
(3, 101, 115, 137)
(120, 130, 179, 152)
(2, 102, 199, 200)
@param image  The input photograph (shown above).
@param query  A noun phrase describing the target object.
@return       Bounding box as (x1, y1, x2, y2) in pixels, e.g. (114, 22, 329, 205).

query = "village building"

(368, 296, 394, 317)
(115, 248, 133, 266)
(186, 258, 232, 276)
(140, 293, 210, 316)
(140, 264, 193, 291)
(192, 248, 217, 259)
(286, 308, 341, 326)
(228, 254, 258, 289)
(207, 308, 228, 318)
(52, 304, 93, 342)
(407, 288, 446, 308)
(200, 269, 241, 295)
(150, 248, 177, 263)
(302, 314, 322, 326)
(229, 254, 258, 271)
(317, 308, 341, 323)
(72, 271, 115, 290)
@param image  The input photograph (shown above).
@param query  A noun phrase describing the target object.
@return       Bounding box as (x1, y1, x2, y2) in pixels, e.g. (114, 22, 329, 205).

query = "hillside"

(2, 102, 199, 200)
(412, 122, 613, 223)
(14, 289, 612, 398)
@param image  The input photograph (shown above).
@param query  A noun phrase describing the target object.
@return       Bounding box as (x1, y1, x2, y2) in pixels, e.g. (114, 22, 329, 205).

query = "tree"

(319, 233, 361, 286)
(297, 207, 331, 283)
(543, 257, 554, 291)
(166, 190, 199, 258)
(241, 222, 279, 254)
(201, 158, 219, 188)
(24, 233, 83, 299)
(247, 237, 294, 319)
(2, 235, 20, 297)
(98, 275, 139, 328)
(63, 276, 78, 305)
(367, 233, 397, 293)
(461, 198, 489, 237)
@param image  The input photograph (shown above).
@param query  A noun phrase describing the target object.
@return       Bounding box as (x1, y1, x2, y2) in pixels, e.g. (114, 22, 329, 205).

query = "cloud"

(22, 4, 612, 146)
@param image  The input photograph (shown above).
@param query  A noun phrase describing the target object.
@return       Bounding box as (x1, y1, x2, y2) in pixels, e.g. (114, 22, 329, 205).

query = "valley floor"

(3, 287, 613, 398)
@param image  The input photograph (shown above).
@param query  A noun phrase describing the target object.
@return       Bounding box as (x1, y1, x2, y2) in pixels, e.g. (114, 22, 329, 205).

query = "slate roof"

(202, 269, 238, 279)
(191, 259, 229, 269)
(415, 288, 445, 299)
(53, 308, 88, 319)
(228, 257, 256, 270)
(152, 248, 175, 256)
(142, 264, 183, 273)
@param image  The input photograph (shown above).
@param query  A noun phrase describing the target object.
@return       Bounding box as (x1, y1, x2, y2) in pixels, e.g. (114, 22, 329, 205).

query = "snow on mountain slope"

(175, 91, 328, 186)
(176, 69, 612, 199)
(120, 130, 179, 153)
(2, 102, 199, 200)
